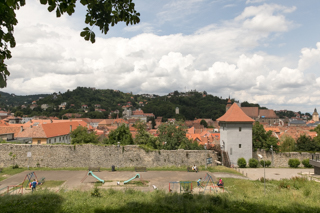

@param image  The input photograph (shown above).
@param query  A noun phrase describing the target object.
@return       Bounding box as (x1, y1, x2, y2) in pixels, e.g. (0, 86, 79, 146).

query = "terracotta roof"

(90, 119, 105, 123)
(187, 127, 195, 134)
(264, 127, 280, 133)
(240, 107, 259, 118)
(98, 119, 114, 125)
(17, 125, 47, 138)
(217, 103, 255, 123)
(106, 126, 118, 131)
(133, 109, 144, 115)
(0, 126, 21, 137)
(17, 121, 92, 138)
(259, 109, 278, 118)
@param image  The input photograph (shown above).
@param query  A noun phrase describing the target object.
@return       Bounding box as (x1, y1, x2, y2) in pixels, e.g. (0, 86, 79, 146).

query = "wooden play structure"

(169, 181, 193, 193)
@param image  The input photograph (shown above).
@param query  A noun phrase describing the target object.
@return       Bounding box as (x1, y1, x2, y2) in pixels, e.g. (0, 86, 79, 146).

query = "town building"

(218, 103, 254, 166)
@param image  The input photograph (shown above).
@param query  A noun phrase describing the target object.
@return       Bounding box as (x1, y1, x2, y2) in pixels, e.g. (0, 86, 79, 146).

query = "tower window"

(230, 148, 232, 155)
(239, 127, 242, 132)
(239, 144, 241, 148)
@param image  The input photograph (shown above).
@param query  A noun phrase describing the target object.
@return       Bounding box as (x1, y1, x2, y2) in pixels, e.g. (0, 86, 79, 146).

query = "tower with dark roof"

(312, 108, 319, 122)
(217, 103, 254, 166)
(226, 98, 232, 112)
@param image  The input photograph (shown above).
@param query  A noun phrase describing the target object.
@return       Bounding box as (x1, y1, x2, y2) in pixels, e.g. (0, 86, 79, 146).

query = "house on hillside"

(41, 104, 49, 110)
(16, 121, 93, 145)
(217, 103, 255, 166)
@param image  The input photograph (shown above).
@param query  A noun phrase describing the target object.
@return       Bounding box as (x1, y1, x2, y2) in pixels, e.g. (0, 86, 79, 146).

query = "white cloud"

(298, 42, 320, 71)
(235, 4, 296, 32)
(4, 2, 320, 113)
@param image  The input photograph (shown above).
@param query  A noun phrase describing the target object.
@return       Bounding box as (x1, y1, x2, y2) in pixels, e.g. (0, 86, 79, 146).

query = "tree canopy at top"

(0, 0, 140, 88)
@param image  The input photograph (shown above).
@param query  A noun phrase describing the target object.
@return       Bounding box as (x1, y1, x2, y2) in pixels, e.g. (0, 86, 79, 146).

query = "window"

(230, 148, 232, 155)
(54, 138, 56, 142)
(239, 127, 242, 132)
(37, 140, 41, 145)
(239, 144, 241, 148)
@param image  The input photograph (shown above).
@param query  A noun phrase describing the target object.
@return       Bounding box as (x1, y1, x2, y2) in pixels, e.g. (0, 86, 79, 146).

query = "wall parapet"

(253, 150, 319, 167)
(0, 144, 217, 168)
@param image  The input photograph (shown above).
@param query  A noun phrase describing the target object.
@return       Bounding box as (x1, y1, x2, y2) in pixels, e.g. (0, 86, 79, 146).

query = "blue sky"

(3, 0, 320, 113)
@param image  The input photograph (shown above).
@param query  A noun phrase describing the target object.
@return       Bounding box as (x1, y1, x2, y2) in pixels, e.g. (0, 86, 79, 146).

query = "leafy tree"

(311, 124, 320, 134)
(157, 122, 194, 150)
(105, 124, 133, 145)
(1, 0, 140, 88)
(252, 121, 279, 151)
(134, 121, 155, 146)
(296, 134, 318, 151)
(14, 110, 23, 117)
(280, 134, 295, 152)
(151, 117, 156, 129)
(200, 119, 208, 128)
(70, 126, 99, 144)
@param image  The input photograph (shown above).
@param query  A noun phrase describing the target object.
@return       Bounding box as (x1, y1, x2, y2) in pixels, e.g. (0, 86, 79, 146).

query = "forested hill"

(142, 92, 226, 120)
(0, 87, 265, 120)
(0, 91, 49, 107)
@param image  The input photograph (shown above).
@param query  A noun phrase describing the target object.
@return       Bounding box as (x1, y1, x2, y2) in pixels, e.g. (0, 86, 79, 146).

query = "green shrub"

(260, 160, 271, 167)
(237, 158, 247, 168)
(302, 159, 313, 168)
(249, 158, 258, 168)
(91, 187, 101, 197)
(265, 160, 271, 167)
(288, 159, 300, 168)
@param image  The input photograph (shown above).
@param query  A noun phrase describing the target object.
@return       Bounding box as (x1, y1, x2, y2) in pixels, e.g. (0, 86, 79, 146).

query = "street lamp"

(117, 142, 120, 169)
(258, 154, 265, 194)
(270, 145, 273, 167)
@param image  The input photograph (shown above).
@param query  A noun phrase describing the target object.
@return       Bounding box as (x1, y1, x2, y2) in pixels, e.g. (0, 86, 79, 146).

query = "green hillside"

(0, 87, 265, 120)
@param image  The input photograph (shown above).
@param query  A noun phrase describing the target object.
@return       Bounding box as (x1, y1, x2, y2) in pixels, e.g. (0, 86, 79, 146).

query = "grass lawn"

(1, 176, 320, 213)
(0, 168, 26, 182)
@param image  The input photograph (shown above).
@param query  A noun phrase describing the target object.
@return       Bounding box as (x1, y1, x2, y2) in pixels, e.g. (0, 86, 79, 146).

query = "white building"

(217, 103, 254, 166)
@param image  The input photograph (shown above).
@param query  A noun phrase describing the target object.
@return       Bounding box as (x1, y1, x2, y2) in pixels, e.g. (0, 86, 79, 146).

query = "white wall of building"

(220, 122, 252, 166)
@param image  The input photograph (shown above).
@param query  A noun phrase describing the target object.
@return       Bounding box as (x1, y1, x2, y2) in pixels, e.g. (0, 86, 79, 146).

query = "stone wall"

(253, 150, 318, 167)
(0, 144, 217, 168)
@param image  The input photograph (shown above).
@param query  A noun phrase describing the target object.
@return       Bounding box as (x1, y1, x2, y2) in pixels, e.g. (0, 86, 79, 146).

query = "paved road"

(238, 168, 314, 180)
(0, 170, 247, 192)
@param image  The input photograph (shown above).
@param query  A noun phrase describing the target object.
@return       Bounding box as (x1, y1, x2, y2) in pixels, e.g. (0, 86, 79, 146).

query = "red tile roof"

(240, 107, 259, 118)
(217, 103, 255, 123)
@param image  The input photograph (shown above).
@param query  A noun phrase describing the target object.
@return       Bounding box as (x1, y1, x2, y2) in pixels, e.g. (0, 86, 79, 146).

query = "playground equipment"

(0, 184, 23, 196)
(169, 181, 193, 193)
(23, 171, 38, 189)
(0, 171, 40, 196)
(124, 174, 140, 184)
(88, 171, 104, 183)
(198, 173, 224, 193)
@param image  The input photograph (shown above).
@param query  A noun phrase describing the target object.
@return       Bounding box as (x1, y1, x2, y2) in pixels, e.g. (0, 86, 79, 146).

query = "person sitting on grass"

(217, 178, 224, 187)
(197, 178, 202, 187)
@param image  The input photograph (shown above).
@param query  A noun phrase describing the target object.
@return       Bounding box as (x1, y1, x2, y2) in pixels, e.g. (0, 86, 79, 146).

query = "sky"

(3, 0, 320, 113)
